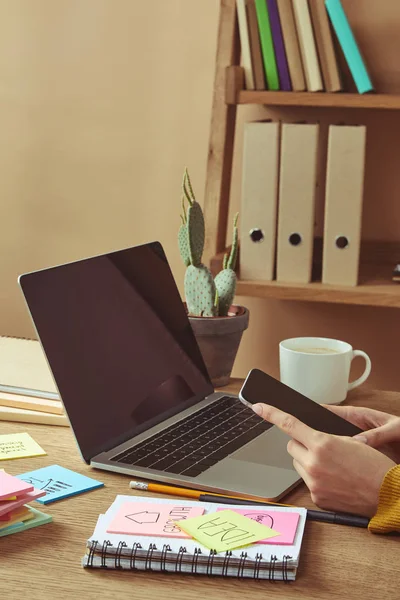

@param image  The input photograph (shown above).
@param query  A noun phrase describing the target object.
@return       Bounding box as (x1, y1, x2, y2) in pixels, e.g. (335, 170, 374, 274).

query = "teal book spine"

(325, 0, 373, 94)
(254, 0, 280, 90)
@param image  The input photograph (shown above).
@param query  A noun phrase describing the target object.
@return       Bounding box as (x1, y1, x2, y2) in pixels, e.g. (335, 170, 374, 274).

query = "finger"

(358, 420, 400, 448)
(287, 438, 309, 464)
(292, 458, 312, 489)
(322, 404, 388, 430)
(252, 403, 319, 448)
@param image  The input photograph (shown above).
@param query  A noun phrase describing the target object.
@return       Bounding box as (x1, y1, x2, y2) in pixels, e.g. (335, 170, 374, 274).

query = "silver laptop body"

(19, 242, 300, 501)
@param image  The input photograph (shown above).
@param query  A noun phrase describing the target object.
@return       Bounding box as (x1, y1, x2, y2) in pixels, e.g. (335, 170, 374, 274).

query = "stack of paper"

(0, 336, 68, 427)
(0, 469, 52, 537)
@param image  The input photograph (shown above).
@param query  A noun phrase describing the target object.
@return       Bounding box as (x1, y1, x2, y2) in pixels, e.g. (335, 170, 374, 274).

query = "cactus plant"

(178, 168, 238, 317)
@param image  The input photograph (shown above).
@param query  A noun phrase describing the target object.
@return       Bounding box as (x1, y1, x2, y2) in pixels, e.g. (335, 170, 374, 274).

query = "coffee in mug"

(279, 337, 371, 405)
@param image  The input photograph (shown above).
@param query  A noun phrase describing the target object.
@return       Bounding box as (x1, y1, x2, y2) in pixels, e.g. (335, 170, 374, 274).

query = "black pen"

(199, 494, 370, 528)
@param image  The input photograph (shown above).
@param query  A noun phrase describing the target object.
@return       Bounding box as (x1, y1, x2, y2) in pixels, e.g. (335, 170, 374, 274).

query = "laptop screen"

(19, 242, 214, 462)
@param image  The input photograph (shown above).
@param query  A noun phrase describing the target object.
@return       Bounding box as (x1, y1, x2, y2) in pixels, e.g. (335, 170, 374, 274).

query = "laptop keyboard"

(110, 396, 272, 478)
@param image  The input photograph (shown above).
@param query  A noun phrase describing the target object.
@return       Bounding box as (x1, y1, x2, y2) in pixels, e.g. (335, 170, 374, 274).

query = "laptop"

(18, 241, 301, 501)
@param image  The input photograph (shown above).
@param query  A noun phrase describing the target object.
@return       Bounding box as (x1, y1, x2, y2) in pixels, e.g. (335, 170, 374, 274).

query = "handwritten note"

(176, 509, 280, 553)
(0, 433, 46, 461)
(16, 465, 104, 504)
(106, 501, 205, 538)
(216, 508, 300, 545)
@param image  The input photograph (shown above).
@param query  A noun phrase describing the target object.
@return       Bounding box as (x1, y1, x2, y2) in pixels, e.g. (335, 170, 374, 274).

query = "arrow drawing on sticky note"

(125, 511, 160, 524)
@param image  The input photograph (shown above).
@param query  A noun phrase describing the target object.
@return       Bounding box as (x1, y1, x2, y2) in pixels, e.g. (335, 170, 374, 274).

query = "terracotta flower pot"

(188, 305, 250, 387)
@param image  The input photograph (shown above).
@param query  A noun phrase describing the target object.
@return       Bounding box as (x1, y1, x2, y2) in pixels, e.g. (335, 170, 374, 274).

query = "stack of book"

(0, 336, 68, 427)
(236, 0, 373, 94)
(0, 469, 52, 538)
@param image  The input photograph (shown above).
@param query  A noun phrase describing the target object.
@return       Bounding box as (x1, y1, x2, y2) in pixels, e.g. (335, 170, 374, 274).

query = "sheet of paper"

(176, 509, 280, 553)
(0, 470, 34, 500)
(0, 432, 46, 460)
(16, 464, 104, 504)
(216, 507, 300, 545)
(106, 501, 205, 538)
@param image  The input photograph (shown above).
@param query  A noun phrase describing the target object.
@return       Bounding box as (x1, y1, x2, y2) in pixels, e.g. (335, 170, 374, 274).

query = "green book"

(254, 0, 280, 90)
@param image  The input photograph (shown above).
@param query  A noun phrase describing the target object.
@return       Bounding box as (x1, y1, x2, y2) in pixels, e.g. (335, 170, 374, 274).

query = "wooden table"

(1, 381, 400, 599)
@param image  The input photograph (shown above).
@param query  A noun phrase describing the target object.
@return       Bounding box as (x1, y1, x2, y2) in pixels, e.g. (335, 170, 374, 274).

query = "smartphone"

(239, 368, 363, 436)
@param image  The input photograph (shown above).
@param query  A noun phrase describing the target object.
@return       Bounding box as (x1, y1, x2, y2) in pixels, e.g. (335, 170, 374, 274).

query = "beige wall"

(0, 1, 399, 391)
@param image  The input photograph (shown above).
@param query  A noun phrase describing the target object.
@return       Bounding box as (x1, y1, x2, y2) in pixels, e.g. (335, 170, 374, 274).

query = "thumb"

(355, 420, 399, 448)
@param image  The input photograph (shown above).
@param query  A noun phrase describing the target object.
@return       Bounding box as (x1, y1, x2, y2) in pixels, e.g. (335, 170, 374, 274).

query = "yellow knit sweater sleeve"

(369, 464, 400, 534)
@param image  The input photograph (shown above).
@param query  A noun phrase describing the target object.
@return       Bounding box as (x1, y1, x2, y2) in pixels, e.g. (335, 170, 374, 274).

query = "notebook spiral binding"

(87, 540, 293, 581)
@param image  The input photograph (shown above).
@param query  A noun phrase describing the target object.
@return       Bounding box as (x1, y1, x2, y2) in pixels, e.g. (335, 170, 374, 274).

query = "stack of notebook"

(0, 336, 68, 427)
(0, 469, 52, 537)
(82, 494, 307, 581)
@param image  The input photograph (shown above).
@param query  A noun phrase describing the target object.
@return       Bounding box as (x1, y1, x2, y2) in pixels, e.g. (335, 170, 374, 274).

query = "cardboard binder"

(322, 124, 367, 286)
(292, 0, 323, 91)
(276, 123, 319, 283)
(240, 121, 281, 281)
(236, 0, 255, 90)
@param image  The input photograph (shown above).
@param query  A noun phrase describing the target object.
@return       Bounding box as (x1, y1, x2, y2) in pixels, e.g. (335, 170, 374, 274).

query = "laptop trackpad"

(231, 427, 294, 469)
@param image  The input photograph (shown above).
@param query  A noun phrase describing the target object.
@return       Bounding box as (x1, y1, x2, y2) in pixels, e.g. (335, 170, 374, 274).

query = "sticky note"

(0, 433, 46, 460)
(176, 509, 281, 553)
(0, 507, 35, 530)
(16, 465, 104, 504)
(216, 508, 300, 545)
(106, 501, 205, 538)
(0, 470, 34, 500)
(0, 505, 52, 538)
(0, 488, 46, 518)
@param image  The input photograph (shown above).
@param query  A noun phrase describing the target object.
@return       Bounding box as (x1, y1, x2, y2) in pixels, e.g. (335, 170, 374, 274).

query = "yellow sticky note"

(175, 509, 281, 553)
(0, 433, 46, 461)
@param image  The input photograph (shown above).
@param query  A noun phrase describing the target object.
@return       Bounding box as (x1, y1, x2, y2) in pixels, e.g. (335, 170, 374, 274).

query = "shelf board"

(211, 241, 400, 308)
(236, 91, 400, 110)
(236, 271, 400, 309)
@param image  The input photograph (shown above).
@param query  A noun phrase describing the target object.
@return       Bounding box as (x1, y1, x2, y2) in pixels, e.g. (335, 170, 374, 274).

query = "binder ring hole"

(335, 236, 349, 249)
(249, 228, 264, 243)
(288, 233, 302, 246)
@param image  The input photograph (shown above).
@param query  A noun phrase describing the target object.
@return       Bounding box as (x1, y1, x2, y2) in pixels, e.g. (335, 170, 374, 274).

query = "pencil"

(129, 480, 292, 507)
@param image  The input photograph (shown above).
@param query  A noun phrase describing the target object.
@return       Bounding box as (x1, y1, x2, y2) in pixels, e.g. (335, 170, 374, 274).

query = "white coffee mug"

(279, 337, 372, 405)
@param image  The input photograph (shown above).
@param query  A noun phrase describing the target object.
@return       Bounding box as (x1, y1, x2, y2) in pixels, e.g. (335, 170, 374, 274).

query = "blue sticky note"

(16, 465, 104, 504)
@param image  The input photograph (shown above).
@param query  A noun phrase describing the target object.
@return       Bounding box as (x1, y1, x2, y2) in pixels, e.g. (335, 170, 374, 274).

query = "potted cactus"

(178, 168, 249, 387)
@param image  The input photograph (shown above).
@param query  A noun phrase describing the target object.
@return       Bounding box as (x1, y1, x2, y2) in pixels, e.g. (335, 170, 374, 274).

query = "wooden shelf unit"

(203, 0, 400, 308)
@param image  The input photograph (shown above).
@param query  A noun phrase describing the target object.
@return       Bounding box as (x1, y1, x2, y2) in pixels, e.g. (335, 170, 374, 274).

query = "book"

(82, 494, 307, 580)
(266, 0, 291, 90)
(325, 0, 373, 94)
(240, 121, 281, 281)
(309, 0, 342, 92)
(236, 0, 256, 90)
(0, 336, 59, 400)
(254, 0, 280, 90)
(292, 0, 324, 91)
(276, 123, 319, 283)
(0, 405, 69, 427)
(276, 0, 306, 91)
(246, 0, 267, 90)
(0, 390, 64, 415)
(322, 124, 367, 286)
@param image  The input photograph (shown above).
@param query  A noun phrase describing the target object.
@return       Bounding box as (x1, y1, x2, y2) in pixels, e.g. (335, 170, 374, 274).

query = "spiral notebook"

(82, 495, 307, 581)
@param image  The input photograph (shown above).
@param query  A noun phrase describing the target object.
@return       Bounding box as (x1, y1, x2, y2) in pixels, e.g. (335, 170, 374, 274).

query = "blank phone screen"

(240, 368, 363, 436)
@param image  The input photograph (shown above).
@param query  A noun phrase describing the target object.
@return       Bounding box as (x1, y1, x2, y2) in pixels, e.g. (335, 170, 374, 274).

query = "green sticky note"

(175, 509, 281, 553)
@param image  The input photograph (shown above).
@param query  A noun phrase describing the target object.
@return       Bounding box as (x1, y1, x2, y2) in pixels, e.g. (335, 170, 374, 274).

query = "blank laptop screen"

(19, 242, 213, 462)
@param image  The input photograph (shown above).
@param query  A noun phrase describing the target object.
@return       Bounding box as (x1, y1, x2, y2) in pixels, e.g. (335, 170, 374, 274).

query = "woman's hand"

(324, 405, 400, 463)
(252, 403, 396, 517)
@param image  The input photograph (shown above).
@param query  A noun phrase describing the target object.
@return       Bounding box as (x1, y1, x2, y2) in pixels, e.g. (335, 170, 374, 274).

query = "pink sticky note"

(0, 488, 46, 518)
(216, 508, 300, 545)
(0, 470, 34, 501)
(106, 502, 205, 538)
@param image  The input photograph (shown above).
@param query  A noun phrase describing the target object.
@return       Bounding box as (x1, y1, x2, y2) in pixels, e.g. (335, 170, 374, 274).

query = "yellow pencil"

(129, 480, 293, 507)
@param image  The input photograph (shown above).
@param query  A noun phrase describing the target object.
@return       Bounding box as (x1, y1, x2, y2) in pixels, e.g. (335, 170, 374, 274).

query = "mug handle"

(347, 350, 372, 391)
